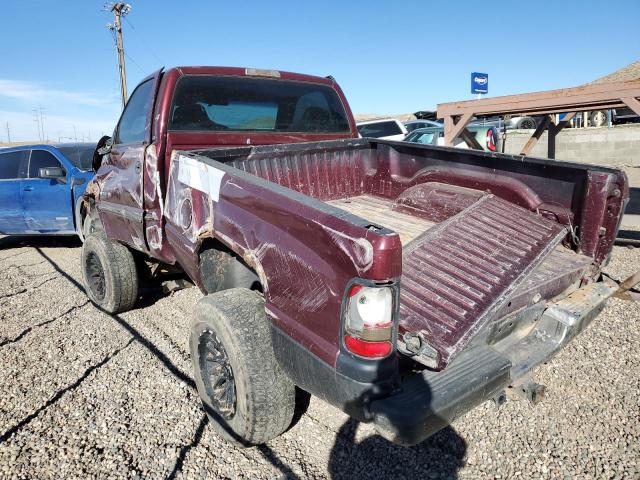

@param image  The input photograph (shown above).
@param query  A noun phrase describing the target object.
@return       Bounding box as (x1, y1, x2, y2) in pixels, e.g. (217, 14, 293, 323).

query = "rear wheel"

(516, 117, 537, 129)
(81, 233, 139, 313)
(190, 289, 295, 446)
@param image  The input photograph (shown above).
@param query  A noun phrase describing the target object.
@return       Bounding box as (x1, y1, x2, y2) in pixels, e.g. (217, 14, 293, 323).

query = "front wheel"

(81, 233, 139, 313)
(190, 289, 295, 446)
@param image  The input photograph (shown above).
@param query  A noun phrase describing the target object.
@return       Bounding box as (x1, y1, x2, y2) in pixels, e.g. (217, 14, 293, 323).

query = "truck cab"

(84, 66, 358, 260)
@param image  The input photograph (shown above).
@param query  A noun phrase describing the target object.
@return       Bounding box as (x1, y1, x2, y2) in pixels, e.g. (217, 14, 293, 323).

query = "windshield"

(406, 120, 441, 132)
(357, 121, 403, 138)
(57, 145, 95, 171)
(170, 75, 351, 133)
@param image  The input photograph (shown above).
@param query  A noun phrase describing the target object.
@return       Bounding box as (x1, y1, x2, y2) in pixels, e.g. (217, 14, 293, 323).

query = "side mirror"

(39, 166, 67, 183)
(92, 135, 113, 172)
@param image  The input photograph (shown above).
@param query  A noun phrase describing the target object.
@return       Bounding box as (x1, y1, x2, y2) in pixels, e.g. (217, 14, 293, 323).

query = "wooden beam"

(444, 112, 473, 146)
(552, 111, 578, 134)
(437, 79, 640, 119)
(546, 112, 577, 159)
(622, 96, 640, 116)
(548, 119, 557, 159)
(520, 115, 551, 156)
(460, 128, 484, 150)
(443, 116, 455, 147)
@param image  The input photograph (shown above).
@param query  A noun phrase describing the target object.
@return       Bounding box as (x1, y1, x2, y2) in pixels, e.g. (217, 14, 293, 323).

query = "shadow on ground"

(2, 241, 468, 479)
(328, 421, 466, 480)
(0, 235, 81, 251)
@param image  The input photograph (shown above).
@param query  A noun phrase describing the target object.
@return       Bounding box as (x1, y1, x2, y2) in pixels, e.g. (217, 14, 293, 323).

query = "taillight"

(486, 129, 496, 151)
(343, 284, 394, 358)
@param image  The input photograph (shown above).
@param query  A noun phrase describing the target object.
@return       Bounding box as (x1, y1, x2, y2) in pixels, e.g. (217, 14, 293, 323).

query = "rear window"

(357, 121, 403, 138)
(170, 75, 350, 133)
(0, 150, 28, 180)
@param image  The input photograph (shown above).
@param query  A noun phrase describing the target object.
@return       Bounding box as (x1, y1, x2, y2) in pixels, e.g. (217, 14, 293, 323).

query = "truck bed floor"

(327, 195, 435, 245)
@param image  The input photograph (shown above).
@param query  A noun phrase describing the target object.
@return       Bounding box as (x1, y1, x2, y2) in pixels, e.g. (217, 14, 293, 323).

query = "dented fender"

(163, 152, 402, 366)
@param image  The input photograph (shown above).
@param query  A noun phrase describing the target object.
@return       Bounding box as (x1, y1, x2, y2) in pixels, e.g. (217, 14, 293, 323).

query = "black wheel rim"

(198, 330, 236, 419)
(86, 252, 106, 301)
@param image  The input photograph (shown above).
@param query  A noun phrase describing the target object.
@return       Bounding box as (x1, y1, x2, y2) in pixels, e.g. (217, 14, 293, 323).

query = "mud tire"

(81, 233, 139, 313)
(190, 288, 295, 446)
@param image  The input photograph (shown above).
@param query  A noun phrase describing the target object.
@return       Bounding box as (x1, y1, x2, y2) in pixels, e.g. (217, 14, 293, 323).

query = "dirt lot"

(0, 235, 638, 479)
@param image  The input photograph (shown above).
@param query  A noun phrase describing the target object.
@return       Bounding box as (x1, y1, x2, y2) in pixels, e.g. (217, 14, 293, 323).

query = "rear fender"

(164, 152, 402, 367)
(197, 240, 260, 294)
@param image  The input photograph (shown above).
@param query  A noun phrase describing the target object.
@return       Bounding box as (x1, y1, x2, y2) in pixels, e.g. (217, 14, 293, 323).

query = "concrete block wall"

(503, 124, 640, 167)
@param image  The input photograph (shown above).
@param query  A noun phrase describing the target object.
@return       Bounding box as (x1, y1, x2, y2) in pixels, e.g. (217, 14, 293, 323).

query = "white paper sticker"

(177, 155, 226, 202)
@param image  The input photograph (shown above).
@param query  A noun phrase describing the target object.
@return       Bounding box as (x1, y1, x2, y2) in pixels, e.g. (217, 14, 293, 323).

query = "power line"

(124, 50, 145, 73)
(123, 15, 164, 65)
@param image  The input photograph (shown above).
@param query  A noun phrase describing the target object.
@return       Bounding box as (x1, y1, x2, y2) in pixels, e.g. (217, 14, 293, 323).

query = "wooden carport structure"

(437, 79, 640, 158)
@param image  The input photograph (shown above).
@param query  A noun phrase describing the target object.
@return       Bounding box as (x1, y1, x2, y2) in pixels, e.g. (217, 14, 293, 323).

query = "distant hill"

(354, 113, 415, 122)
(0, 141, 39, 148)
(589, 60, 640, 84)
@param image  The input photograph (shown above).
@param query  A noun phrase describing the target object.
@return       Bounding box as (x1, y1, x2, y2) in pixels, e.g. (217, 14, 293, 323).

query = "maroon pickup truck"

(81, 66, 628, 447)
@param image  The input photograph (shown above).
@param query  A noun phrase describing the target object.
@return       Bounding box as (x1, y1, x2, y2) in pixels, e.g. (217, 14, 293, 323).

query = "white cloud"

(0, 78, 122, 142)
(0, 110, 118, 143)
(0, 79, 118, 108)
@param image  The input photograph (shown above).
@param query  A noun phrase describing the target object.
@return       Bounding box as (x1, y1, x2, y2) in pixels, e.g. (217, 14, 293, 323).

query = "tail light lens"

(486, 129, 496, 151)
(343, 284, 394, 358)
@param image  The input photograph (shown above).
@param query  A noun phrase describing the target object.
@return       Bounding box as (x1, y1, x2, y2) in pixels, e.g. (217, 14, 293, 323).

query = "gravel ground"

(0, 235, 638, 479)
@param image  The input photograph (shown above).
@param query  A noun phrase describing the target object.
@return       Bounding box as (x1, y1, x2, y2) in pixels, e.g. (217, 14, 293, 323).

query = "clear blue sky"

(1, 0, 638, 141)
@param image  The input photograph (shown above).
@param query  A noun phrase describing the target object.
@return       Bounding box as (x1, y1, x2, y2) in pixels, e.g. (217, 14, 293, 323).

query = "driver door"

(96, 75, 159, 250)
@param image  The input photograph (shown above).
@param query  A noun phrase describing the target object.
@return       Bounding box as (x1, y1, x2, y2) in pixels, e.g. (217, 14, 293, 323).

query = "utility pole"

(106, 3, 131, 109)
(33, 109, 43, 142)
(5, 122, 10, 144)
(39, 105, 47, 142)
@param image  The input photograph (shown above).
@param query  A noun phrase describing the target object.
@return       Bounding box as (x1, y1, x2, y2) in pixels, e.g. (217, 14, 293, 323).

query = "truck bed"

(327, 195, 435, 245)
(169, 138, 626, 370)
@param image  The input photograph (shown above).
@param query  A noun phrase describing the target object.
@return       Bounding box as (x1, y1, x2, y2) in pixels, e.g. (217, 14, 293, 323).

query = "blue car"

(0, 143, 96, 238)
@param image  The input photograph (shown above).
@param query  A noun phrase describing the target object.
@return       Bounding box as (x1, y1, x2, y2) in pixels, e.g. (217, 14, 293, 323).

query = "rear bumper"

(370, 281, 616, 445)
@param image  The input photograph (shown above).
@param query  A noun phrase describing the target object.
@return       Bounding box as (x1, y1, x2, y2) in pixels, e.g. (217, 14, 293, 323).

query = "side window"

(115, 79, 154, 144)
(0, 151, 29, 180)
(28, 150, 63, 178)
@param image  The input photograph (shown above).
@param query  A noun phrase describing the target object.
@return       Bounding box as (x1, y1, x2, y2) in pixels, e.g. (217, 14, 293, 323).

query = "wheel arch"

(196, 238, 263, 295)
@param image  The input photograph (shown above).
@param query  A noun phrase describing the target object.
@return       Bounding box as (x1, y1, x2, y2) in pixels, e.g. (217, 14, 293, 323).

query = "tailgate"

(397, 195, 566, 370)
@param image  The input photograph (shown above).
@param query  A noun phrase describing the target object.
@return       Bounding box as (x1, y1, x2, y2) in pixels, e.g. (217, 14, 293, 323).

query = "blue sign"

(471, 72, 488, 94)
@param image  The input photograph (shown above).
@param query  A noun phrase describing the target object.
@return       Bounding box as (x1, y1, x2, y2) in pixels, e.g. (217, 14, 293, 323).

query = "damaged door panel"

(96, 75, 160, 251)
